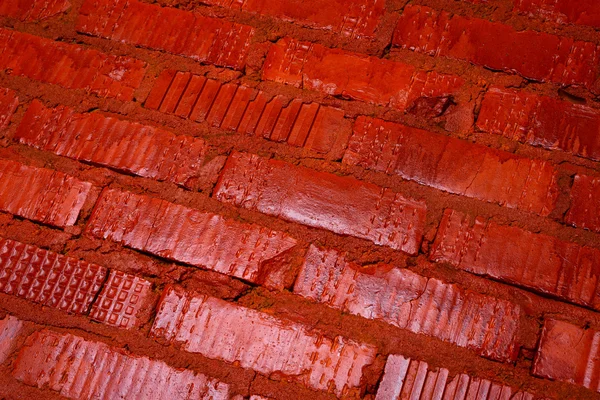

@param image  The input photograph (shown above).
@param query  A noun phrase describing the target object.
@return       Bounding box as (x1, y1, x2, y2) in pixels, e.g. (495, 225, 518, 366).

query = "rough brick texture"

(514, 0, 600, 28)
(0, 0, 71, 21)
(77, 0, 254, 70)
(566, 174, 600, 233)
(13, 329, 232, 399)
(344, 116, 559, 216)
(151, 285, 378, 397)
(214, 152, 427, 254)
(0, 315, 22, 364)
(294, 245, 520, 362)
(0, 88, 18, 130)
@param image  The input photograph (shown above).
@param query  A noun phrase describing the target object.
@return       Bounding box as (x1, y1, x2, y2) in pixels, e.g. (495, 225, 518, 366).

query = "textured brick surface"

(13, 329, 232, 399)
(566, 174, 600, 233)
(262, 37, 464, 111)
(151, 285, 378, 397)
(0, 159, 92, 227)
(0, 28, 146, 101)
(0, 87, 18, 131)
(0, 0, 71, 21)
(344, 116, 559, 216)
(294, 245, 520, 362)
(214, 152, 427, 254)
(86, 188, 297, 289)
(77, 0, 255, 70)
(0, 315, 22, 364)
(514, 0, 600, 28)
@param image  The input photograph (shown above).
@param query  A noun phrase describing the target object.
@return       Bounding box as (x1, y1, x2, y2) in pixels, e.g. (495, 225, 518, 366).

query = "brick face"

(0, 88, 18, 130)
(77, 0, 255, 70)
(514, 0, 600, 28)
(151, 285, 377, 397)
(566, 175, 600, 233)
(0, 315, 22, 364)
(294, 245, 520, 362)
(344, 116, 559, 216)
(0, 0, 71, 21)
(214, 152, 427, 254)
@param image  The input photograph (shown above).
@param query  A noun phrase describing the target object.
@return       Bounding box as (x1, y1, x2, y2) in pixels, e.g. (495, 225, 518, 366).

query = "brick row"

(566, 175, 600, 233)
(514, 0, 600, 28)
(214, 152, 427, 254)
(13, 329, 232, 399)
(0, 28, 146, 101)
(86, 188, 297, 290)
(16, 100, 210, 188)
(294, 245, 520, 362)
(150, 285, 377, 397)
(76, 0, 254, 70)
(0, 87, 18, 130)
(0, 315, 22, 364)
(393, 5, 600, 88)
(344, 116, 559, 216)
(0, 159, 91, 227)
(0, 0, 71, 21)
(262, 37, 464, 111)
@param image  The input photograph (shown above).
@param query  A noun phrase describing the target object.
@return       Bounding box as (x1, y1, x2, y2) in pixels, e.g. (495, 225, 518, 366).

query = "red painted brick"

(0, 0, 71, 21)
(145, 70, 351, 157)
(533, 319, 600, 393)
(0, 237, 107, 314)
(344, 116, 559, 216)
(0, 315, 22, 364)
(151, 285, 377, 397)
(294, 245, 520, 362)
(262, 37, 464, 111)
(0, 28, 146, 101)
(431, 209, 600, 310)
(566, 174, 600, 233)
(201, 0, 385, 38)
(77, 0, 254, 70)
(89, 270, 152, 329)
(16, 100, 209, 188)
(393, 5, 600, 88)
(0, 88, 18, 130)
(86, 188, 297, 289)
(0, 159, 91, 227)
(14, 329, 232, 399)
(214, 152, 426, 254)
(515, 0, 600, 28)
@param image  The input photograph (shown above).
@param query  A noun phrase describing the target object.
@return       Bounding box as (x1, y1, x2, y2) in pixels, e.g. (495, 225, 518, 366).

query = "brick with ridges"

(0, 0, 71, 21)
(0, 28, 146, 101)
(0, 87, 18, 130)
(151, 285, 377, 397)
(294, 245, 520, 362)
(77, 0, 254, 70)
(16, 100, 209, 188)
(393, 5, 600, 88)
(262, 37, 464, 111)
(515, 0, 600, 29)
(566, 175, 600, 233)
(13, 329, 231, 399)
(344, 116, 559, 216)
(86, 188, 297, 290)
(0, 159, 91, 227)
(0, 237, 107, 314)
(0, 315, 22, 364)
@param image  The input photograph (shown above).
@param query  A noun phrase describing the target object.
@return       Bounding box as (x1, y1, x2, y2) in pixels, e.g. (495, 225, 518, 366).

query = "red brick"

(294, 245, 520, 362)
(0, 0, 71, 21)
(151, 285, 377, 397)
(86, 188, 297, 289)
(393, 5, 600, 88)
(344, 116, 559, 216)
(262, 37, 464, 111)
(0, 28, 146, 101)
(515, 0, 600, 28)
(201, 0, 385, 38)
(0, 237, 107, 314)
(431, 209, 600, 310)
(0, 315, 22, 364)
(533, 319, 600, 393)
(0, 88, 18, 130)
(16, 100, 209, 188)
(77, 0, 255, 70)
(566, 174, 600, 233)
(0, 159, 92, 227)
(89, 270, 152, 329)
(13, 329, 232, 399)
(214, 152, 426, 254)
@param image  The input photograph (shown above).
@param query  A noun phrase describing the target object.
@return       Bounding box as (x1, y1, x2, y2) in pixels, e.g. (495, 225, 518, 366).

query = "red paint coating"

(0, 87, 18, 131)
(0, 0, 70, 21)
(566, 174, 600, 233)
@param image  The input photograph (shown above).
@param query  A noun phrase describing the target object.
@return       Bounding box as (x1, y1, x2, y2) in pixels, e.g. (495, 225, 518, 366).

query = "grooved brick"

(431, 209, 600, 310)
(13, 329, 232, 400)
(16, 100, 209, 188)
(344, 116, 559, 216)
(0, 315, 22, 364)
(0, 237, 107, 314)
(566, 174, 600, 233)
(294, 245, 520, 362)
(515, 0, 600, 28)
(0, 0, 71, 21)
(0, 159, 91, 227)
(200, 0, 385, 38)
(145, 70, 351, 157)
(262, 37, 464, 111)
(214, 152, 426, 254)
(86, 188, 297, 289)
(0, 88, 18, 130)
(150, 285, 377, 397)
(0, 28, 146, 101)
(393, 5, 600, 88)
(76, 0, 255, 70)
